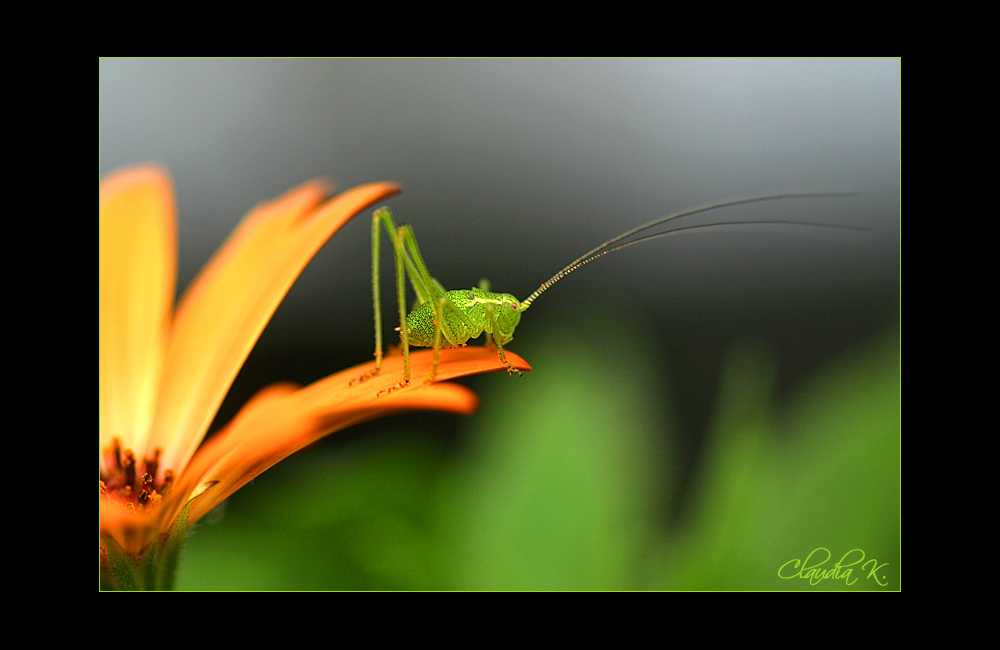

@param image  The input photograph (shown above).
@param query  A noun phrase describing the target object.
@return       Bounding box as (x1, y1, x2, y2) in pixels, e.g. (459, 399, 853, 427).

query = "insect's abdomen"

(404, 290, 484, 347)
(404, 302, 438, 347)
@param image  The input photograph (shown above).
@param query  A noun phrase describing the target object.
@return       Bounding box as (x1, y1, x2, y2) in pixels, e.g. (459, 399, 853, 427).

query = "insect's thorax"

(404, 287, 522, 347)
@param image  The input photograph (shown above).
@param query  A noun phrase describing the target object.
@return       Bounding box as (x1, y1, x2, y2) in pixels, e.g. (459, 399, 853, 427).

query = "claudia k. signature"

(778, 548, 889, 586)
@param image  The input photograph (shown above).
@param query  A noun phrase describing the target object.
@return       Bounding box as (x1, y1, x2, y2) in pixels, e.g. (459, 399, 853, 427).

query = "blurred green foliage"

(177, 311, 900, 591)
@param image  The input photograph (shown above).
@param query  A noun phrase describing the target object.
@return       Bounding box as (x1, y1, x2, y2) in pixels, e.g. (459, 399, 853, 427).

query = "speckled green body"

(405, 287, 522, 347)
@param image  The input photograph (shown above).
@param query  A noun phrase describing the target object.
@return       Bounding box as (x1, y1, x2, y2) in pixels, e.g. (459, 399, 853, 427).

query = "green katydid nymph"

(355, 192, 860, 391)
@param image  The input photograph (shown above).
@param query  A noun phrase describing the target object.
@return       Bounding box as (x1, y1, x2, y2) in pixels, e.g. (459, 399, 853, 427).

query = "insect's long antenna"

(520, 192, 858, 309)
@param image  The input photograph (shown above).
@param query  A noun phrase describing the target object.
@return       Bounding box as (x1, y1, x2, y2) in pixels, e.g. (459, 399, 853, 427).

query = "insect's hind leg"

(425, 293, 479, 383)
(429, 295, 448, 383)
(351, 208, 395, 386)
(351, 207, 412, 389)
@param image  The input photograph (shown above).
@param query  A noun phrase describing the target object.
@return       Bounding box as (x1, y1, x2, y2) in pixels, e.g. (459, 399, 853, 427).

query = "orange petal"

(181, 347, 530, 525)
(152, 181, 401, 475)
(99, 165, 176, 463)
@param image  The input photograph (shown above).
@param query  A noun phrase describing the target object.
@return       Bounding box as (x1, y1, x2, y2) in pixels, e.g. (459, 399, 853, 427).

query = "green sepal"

(99, 502, 192, 591)
(154, 501, 191, 590)
(100, 532, 139, 590)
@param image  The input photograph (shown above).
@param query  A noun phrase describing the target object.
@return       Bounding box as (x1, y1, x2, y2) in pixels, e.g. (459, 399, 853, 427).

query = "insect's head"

(493, 293, 523, 342)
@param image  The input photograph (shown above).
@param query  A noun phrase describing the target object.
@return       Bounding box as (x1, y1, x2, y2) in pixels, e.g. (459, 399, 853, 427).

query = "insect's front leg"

(483, 301, 521, 377)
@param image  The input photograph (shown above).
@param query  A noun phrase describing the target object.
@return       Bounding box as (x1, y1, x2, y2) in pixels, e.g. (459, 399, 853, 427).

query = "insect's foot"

(506, 366, 523, 377)
(349, 368, 380, 386)
(376, 379, 409, 397)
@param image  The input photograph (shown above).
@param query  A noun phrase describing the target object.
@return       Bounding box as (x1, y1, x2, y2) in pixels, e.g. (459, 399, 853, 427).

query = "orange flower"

(99, 166, 529, 588)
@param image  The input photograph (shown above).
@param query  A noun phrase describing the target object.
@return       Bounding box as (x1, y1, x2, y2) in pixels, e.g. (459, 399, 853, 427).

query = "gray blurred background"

(100, 60, 899, 563)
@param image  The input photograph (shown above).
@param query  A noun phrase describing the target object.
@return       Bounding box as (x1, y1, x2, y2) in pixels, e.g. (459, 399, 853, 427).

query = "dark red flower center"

(100, 438, 174, 512)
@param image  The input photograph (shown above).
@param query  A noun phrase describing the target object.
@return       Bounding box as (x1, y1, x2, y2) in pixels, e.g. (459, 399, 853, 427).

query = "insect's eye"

(511, 302, 518, 310)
